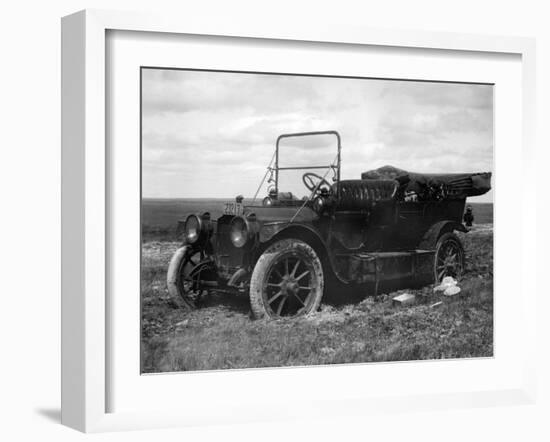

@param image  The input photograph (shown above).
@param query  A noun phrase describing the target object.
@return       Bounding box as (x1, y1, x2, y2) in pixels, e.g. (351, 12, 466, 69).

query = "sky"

(141, 69, 493, 202)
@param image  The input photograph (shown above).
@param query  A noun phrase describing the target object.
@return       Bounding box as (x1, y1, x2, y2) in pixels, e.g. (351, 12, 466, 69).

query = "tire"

(166, 245, 208, 310)
(249, 239, 324, 319)
(433, 232, 465, 283)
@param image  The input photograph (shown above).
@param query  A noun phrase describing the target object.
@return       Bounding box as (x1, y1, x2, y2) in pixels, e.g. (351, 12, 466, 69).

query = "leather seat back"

(333, 179, 397, 210)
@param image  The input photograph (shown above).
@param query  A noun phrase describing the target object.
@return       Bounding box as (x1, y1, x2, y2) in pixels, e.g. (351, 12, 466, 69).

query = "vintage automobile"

(167, 131, 491, 319)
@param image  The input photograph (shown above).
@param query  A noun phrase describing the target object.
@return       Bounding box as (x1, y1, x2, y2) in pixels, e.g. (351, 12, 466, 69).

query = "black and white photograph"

(140, 68, 493, 373)
(2, 0, 547, 437)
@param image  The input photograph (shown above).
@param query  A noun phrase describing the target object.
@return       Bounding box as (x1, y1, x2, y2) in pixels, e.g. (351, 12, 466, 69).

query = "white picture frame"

(61, 9, 537, 433)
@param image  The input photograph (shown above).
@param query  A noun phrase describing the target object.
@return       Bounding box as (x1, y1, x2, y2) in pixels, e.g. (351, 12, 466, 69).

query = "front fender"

(258, 221, 321, 243)
(257, 222, 349, 283)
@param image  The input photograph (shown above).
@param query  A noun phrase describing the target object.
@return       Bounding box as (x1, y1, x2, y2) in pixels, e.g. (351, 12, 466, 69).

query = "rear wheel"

(434, 232, 465, 283)
(249, 239, 324, 319)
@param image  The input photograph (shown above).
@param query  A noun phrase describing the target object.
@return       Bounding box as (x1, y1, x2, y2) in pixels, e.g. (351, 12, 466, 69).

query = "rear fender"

(419, 220, 467, 250)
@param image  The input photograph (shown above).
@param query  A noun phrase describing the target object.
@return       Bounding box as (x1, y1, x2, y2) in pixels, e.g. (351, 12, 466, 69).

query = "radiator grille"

(215, 216, 244, 278)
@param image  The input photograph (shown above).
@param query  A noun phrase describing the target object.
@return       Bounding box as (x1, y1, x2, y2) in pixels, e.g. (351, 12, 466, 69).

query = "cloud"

(379, 81, 493, 110)
(142, 69, 493, 201)
(142, 69, 321, 116)
(371, 81, 493, 177)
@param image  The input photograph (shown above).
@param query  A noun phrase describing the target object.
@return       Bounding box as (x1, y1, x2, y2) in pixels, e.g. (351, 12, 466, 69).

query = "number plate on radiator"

(223, 202, 244, 216)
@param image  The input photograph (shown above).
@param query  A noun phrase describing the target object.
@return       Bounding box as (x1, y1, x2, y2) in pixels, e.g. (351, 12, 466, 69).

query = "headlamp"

(312, 196, 324, 213)
(230, 215, 258, 248)
(184, 215, 201, 244)
(184, 213, 212, 245)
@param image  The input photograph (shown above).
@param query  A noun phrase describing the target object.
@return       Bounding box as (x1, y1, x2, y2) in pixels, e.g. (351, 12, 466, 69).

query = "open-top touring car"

(167, 131, 491, 319)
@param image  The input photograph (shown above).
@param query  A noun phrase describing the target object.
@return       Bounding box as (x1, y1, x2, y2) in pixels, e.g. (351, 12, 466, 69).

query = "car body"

(167, 131, 492, 318)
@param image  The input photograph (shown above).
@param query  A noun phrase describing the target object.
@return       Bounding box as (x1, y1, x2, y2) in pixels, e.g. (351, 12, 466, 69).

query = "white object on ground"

(434, 276, 458, 292)
(393, 293, 416, 306)
(443, 285, 461, 296)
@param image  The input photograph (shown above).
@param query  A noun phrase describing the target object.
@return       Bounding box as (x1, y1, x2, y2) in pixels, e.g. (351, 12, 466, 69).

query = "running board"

(336, 249, 435, 286)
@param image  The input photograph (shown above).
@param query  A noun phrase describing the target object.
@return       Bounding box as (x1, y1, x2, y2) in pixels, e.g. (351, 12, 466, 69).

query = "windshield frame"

(274, 131, 342, 198)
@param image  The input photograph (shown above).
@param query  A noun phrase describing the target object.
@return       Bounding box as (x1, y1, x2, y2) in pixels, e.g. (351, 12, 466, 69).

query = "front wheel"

(434, 232, 465, 283)
(249, 239, 324, 319)
(166, 245, 209, 310)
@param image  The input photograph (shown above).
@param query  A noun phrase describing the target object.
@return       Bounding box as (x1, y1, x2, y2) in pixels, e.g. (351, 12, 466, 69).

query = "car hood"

(243, 205, 319, 224)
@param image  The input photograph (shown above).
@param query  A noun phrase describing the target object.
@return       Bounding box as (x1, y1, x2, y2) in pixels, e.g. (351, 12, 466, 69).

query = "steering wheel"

(302, 172, 331, 194)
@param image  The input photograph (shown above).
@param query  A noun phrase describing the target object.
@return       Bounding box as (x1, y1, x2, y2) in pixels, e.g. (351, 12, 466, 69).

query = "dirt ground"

(141, 224, 493, 373)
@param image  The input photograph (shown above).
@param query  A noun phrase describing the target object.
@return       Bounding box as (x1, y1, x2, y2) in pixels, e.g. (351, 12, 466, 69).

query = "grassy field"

(141, 200, 493, 373)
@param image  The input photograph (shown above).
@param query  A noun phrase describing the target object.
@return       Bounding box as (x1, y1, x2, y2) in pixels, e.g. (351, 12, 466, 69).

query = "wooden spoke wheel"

(249, 239, 324, 319)
(166, 245, 210, 309)
(434, 232, 465, 283)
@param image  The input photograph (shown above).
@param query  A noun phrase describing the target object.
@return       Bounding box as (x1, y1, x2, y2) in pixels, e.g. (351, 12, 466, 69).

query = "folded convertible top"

(361, 165, 492, 198)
